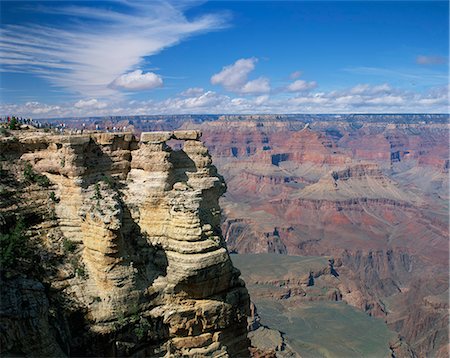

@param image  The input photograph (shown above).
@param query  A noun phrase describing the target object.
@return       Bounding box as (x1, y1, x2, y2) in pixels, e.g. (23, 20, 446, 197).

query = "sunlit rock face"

(0, 130, 250, 357)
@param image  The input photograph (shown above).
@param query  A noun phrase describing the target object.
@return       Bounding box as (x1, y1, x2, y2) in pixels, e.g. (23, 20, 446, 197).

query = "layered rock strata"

(0, 130, 250, 357)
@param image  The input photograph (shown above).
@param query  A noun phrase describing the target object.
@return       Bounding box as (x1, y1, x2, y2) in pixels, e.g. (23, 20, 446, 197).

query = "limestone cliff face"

(0, 130, 250, 357)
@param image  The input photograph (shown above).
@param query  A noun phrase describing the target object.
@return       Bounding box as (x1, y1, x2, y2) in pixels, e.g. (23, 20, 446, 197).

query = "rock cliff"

(0, 130, 250, 357)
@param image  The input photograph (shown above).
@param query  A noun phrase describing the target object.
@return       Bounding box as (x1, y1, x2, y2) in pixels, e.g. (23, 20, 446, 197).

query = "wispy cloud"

(343, 66, 448, 86)
(0, 2, 228, 97)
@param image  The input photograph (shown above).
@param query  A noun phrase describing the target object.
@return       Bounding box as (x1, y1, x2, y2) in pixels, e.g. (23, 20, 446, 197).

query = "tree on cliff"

(9, 117, 17, 130)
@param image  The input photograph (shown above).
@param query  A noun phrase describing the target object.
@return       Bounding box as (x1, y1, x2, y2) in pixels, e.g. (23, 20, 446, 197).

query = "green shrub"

(35, 174, 50, 187)
(62, 238, 76, 253)
(102, 175, 114, 189)
(69, 256, 88, 279)
(49, 191, 58, 202)
(75, 266, 87, 278)
(94, 183, 102, 199)
(23, 162, 34, 181)
(23, 162, 50, 187)
(0, 219, 28, 270)
(9, 118, 17, 130)
(91, 183, 102, 209)
(134, 318, 151, 340)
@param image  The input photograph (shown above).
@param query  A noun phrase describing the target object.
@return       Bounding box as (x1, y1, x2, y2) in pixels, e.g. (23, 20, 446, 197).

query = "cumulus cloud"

(23, 102, 61, 115)
(416, 55, 446, 65)
(0, 2, 227, 97)
(110, 70, 162, 91)
(241, 77, 271, 94)
(1, 84, 447, 118)
(286, 79, 317, 92)
(211, 58, 270, 94)
(211, 58, 256, 90)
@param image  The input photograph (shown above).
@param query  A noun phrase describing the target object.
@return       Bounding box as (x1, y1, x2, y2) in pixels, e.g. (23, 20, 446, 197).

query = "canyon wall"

(180, 117, 448, 358)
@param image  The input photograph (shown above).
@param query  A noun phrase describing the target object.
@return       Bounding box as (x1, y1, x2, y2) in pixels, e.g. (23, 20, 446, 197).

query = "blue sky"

(0, 1, 448, 117)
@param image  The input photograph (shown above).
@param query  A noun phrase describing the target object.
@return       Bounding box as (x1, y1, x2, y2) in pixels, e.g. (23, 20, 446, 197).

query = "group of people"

(99, 125, 129, 132)
(1, 116, 130, 134)
(0, 116, 51, 129)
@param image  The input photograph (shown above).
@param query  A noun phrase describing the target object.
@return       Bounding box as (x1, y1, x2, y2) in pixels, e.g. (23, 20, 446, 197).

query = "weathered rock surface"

(0, 130, 250, 357)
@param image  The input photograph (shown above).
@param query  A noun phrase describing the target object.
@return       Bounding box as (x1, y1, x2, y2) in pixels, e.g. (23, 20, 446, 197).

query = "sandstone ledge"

(1, 130, 250, 357)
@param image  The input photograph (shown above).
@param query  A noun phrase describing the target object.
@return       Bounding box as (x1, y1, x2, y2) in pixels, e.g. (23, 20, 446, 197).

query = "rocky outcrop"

(0, 130, 250, 357)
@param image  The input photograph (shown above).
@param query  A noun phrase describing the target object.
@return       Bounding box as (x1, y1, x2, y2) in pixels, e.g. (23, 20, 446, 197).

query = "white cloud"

(350, 83, 391, 95)
(210, 57, 270, 94)
(286, 79, 317, 92)
(211, 58, 257, 90)
(74, 99, 107, 109)
(180, 87, 205, 97)
(0, 2, 227, 97)
(254, 95, 269, 105)
(1, 84, 447, 118)
(241, 77, 270, 94)
(165, 91, 226, 109)
(110, 70, 162, 91)
(23, 102, 61, 115)
(366, 95, 404, 106)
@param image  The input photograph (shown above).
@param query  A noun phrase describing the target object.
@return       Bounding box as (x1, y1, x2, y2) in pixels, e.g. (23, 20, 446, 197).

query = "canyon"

(192, 115, 448, 358)
(1, 113, 448, 357)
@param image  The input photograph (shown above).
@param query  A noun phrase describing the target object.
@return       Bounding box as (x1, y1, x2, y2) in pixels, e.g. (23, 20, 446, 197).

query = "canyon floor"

(232, 253, 396, 358)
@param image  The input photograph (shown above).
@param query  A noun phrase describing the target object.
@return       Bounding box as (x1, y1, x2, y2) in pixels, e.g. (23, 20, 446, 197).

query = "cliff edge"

(0, 130, 250, 357)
